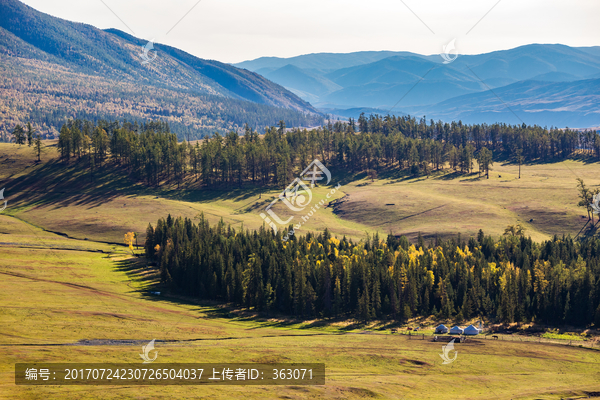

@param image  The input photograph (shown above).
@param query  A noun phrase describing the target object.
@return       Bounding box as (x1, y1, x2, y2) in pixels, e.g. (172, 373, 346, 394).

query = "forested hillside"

(0, 61, 321, 141)
(0, 0, 322, 140)
(145, 214, 600, 326)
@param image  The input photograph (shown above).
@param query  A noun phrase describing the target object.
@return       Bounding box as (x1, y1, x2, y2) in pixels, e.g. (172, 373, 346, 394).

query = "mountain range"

(1, 0, 598, 136)
(235, 45, 600, 128)
(0, 0, 321, 139)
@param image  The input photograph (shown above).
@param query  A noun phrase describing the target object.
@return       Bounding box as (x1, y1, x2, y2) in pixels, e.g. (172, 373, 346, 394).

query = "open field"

(333, 158, 600, 242)
(1, 215, 600, 399)
(1, 142, 599, 245)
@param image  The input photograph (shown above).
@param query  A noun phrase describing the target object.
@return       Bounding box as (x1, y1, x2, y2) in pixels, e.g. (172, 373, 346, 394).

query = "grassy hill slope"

(1, 141, 598, 245)
(2, 140, 600, 398)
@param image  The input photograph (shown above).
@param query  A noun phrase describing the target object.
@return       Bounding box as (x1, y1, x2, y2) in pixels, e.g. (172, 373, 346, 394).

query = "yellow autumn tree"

(124, 232, 135, 254)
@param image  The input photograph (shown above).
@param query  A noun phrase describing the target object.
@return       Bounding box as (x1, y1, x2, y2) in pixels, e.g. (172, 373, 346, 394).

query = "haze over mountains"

(236, 45, 600, 128)
(0, 0, 320, 139)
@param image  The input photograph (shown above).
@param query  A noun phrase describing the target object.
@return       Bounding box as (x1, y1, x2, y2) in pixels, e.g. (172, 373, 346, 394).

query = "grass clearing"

(333, 159, 600, 242)
(541, 332, 588, 341)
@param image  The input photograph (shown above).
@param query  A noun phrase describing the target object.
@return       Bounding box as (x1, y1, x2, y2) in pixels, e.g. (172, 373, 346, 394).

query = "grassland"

(2, 142, 599, 245)
(2, 142, 600, 399)
(332, 157, 600, 243)
(2, 215, 600, 399)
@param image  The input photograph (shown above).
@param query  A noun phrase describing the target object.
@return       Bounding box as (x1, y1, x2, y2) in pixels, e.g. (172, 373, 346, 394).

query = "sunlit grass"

(1, 217, 600, 399)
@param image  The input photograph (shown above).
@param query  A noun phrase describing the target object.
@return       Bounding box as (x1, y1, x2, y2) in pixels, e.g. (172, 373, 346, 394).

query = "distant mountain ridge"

(236, 44, 600, 127)
(0, 0, 321, 139)
(407, 78, 600, 128)
(235, 51, 434, 73)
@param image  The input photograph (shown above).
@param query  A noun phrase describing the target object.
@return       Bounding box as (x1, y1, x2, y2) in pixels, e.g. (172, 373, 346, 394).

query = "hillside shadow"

(6, 157, 286, 211)
(459, 174, 487, 182)
(339, 322, 364, 331)
(112, 258, 166, 299)
(168, 185, 267, 204)
(7, 159, 154, 209)
(569, 153, 600, 165)
(499, 153, 600, 167)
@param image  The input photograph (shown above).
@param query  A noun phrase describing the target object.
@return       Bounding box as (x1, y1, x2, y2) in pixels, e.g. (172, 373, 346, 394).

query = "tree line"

(355, 113, 600, 161)
(47, 116, 599, 188)
(145, 214, 600, 326)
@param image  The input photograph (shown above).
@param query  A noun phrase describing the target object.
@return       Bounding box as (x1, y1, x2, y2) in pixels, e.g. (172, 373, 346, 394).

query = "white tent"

(463, 324, 480, 335)
(434, 324, 448, 334)
(449, 326, 464, 334)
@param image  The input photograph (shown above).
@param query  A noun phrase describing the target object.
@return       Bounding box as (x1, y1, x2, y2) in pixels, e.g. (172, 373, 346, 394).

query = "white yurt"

(463, 324, 480, 335)
(434, 324, 448, 334)
(449, 325, 464, 334)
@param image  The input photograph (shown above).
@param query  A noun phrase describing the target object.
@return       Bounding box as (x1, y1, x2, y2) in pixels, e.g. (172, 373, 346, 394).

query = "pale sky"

(20, 0, 600, 63)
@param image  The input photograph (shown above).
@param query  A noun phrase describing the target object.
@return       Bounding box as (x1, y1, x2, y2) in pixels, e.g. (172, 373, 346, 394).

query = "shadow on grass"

(7, 151, 600, 214)
(7, 159, 155, 210)
(112, 258, 164, 296)
(6, 157, 285, 213)
(459, 174, 487, 182)
(498, 153, 600, 167)
(433, 170, 471, 181)
(337, 322, 364, 331)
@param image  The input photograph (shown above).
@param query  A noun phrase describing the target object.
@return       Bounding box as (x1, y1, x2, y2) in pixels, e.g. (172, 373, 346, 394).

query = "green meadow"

(1, 141, 600, 399)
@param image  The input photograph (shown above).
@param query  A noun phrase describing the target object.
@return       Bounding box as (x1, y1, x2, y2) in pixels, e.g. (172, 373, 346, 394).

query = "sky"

(20, 0, 600, 64)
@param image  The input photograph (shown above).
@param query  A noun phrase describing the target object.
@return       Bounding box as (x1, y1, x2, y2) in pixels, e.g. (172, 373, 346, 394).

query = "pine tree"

(357, 289, 371, 323)
(576, 178, 593, 222)
(516, 147, 524, 179)
(58, 125, 71, 162)
(333, 276, 342, 317)
(372, 278, 381, 318)
(34, 134, 42, 162)
(477, 147, 493, 178)
(563, 292, 571, 323)
(26, 123, 35, 146)
(12, 124, 25, 145)
(71, 126, 83, 159)
(144, 223, 155, 260)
